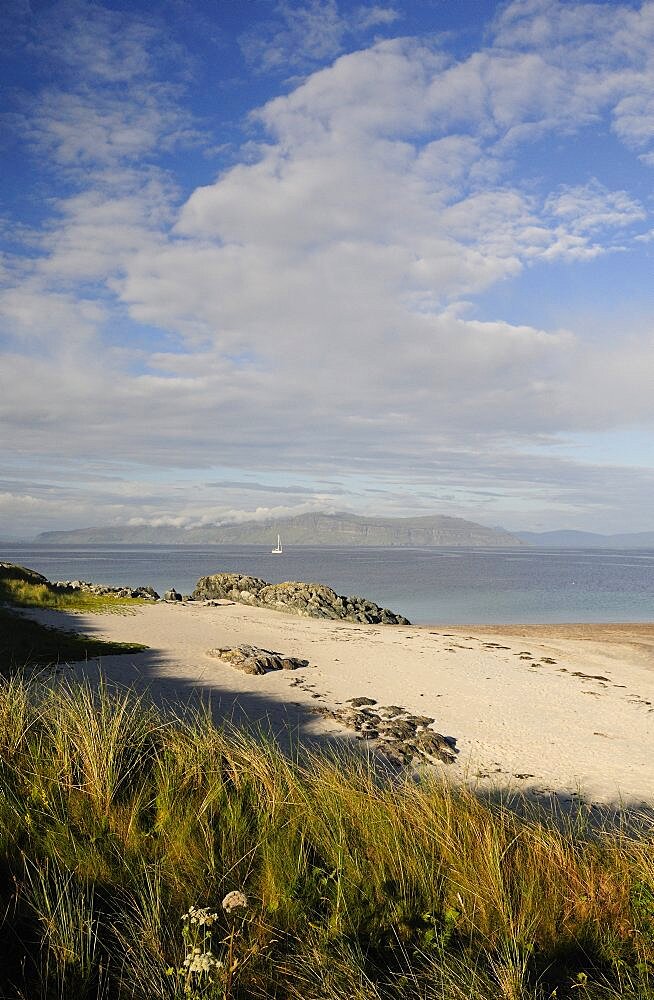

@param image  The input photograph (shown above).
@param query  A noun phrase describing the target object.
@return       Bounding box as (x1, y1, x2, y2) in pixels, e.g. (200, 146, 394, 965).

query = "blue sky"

(1, 0, 654, 538)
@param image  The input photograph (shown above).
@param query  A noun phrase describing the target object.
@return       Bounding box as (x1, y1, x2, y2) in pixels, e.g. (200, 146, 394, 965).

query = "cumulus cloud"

(2, 0, 654, 534)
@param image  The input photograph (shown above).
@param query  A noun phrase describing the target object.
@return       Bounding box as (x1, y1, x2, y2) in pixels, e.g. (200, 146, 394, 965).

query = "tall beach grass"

(0, 674, 653, 999)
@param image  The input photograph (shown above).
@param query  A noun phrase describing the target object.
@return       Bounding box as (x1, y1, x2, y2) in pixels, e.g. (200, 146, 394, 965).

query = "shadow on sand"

(16, 604, 654, 830)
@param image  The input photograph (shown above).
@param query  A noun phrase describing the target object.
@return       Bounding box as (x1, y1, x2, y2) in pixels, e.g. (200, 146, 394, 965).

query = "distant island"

(36, 511, 522, 547)
(516, 530, 654, 549)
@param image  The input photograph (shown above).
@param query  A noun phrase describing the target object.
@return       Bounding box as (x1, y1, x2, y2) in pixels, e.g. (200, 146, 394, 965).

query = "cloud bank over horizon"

(1, 0, 653, 538)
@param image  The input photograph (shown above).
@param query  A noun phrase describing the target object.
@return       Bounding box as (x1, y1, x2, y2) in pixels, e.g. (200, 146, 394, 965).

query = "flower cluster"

(222, 890, 247, 914)
(182, 905, 219, 927)
(183, 947, 223, 974)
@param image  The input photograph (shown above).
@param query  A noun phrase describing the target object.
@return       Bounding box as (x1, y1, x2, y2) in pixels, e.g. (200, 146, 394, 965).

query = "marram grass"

(0, 674, 653, 999)
(0, 574, 151, 612)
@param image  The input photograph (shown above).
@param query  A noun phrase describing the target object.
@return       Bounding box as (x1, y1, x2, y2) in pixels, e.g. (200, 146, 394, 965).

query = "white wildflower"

(181, 904, 219, 927)
(222, 890, 248, 913)
(183, 948, 222, 974)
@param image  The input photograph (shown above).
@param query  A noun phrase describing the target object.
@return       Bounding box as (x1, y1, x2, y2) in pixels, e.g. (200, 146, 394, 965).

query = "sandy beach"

(26, 601, 654, 807)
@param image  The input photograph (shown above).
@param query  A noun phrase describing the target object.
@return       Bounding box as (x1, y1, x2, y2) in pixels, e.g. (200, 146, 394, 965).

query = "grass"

(0, 675, 652, 999)
(0, 562, 148, 675)
(0, 607, 148, 674)
(0, 574, 150, 614)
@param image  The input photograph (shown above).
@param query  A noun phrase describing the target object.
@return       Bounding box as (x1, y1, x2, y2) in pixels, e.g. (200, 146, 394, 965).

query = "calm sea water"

(3, 543, 654, 625)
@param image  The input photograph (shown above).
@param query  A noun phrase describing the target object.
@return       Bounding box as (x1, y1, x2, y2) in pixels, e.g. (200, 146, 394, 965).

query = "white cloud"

(545, 179, 647, 234)
(239, 0, 401, 73)
(33, 0, 162, 82)
(22, 87, 188, 168)
(3, 0, 654, 535)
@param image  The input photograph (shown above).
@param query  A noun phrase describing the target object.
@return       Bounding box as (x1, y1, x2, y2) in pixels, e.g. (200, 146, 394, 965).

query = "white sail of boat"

(272, 533, 283, 554)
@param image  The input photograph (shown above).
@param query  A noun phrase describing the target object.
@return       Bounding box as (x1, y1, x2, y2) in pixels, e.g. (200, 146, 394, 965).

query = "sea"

(2, 543, 654, 625)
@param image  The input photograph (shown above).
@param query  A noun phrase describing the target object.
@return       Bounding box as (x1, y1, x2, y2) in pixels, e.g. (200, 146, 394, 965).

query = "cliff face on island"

(37, 512, 522, 547)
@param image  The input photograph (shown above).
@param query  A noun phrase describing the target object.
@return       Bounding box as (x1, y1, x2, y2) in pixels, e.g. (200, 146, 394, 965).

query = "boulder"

(207, 644, 309, 675)
(192, 573, 267, 603)
(162, 588, 182, 602)
(192, 573, 410, 625)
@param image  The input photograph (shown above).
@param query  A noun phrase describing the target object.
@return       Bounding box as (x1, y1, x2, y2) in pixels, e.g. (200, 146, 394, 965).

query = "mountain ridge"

(516, 530, 654, 549)
(36, 512, 523, 547)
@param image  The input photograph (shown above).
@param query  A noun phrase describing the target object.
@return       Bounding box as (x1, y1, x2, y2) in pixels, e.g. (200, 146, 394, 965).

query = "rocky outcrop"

(53, 579, 160, 600)
(192, 573, 410, 625)
(313, 697, 458, 766)
(207, 644, 309, 675)
(193, 573, 267, 604)
(0, 562, 160, 602)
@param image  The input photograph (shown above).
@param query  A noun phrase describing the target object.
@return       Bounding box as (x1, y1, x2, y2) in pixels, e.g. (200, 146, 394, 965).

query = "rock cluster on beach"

(192, 573, 410, 625)
(53, 579, 160, 600)
(314, 696, 458, 765)
(207, 644, 309, 675)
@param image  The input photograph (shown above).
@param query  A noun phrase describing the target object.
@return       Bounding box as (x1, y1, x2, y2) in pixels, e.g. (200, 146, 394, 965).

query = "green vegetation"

(0, 675, 652, 999)
(0, 563, 148, 675)
(0, 564, 150, 614)
(0, 607, 148, 674)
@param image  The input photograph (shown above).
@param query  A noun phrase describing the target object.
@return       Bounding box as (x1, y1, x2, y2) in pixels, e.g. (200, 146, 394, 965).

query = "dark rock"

(319, 692, 458, 770)
(340, 710, 371, 730)
(404, 714, 435, 727)
(414, 730, 458, 763)
(207, 644, 309, 675)
(377, 719, 417, 741)
(192, 573, 410, 625)
(379, 746, 413, 766)
(53, 579, 160, 600)
(192, 573, 267, 603)
(163, 588, 182, 602)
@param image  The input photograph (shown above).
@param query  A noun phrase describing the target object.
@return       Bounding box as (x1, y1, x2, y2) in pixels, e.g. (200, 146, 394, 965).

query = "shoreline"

(22, 601, 654, 807)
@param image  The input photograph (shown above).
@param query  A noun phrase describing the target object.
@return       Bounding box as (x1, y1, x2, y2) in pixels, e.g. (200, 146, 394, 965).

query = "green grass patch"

(0, 574, 149, 613)
(0, 564, 148, 675)
(0, 607, 148, 674)
(0, 675, 652, 999)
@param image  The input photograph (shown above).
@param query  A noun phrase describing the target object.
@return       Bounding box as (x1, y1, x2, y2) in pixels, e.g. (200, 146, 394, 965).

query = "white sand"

(26, 602, 654, 806)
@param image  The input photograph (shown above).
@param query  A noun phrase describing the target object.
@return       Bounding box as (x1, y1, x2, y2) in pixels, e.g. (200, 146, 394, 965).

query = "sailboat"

(271, 533, 283, 554)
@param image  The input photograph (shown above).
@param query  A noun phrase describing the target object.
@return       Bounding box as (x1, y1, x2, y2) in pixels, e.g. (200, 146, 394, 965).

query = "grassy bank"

(0, 675, 653, 999)
(0, 565, 150, 614)
(0, 563, 148, 675)
(0, 607, 148, 675)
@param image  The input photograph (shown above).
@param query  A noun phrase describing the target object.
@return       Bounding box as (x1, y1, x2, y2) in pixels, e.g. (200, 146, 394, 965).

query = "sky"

(1, 0, 654, 539)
